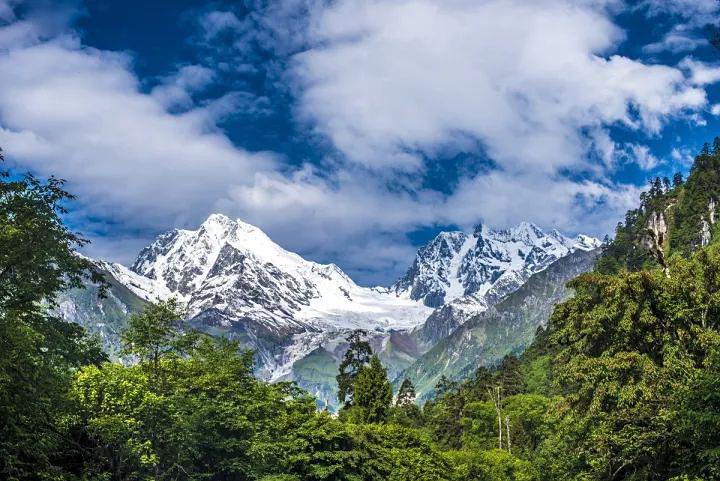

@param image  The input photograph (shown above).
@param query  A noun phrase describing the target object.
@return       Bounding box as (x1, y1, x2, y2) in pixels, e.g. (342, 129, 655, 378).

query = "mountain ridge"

(58, 213, 599, 404)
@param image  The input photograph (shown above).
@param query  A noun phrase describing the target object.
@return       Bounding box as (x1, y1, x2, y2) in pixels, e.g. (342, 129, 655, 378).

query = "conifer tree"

(336, 329, 372, 406)
(673, 172, 683, 187)
(497, 355, 525, 396)
(353, 355, 392, 423)
(396, 378, 416, 407)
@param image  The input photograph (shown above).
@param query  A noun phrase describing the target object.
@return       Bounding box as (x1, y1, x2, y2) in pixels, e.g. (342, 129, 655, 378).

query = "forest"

(2, 141, 720, 481)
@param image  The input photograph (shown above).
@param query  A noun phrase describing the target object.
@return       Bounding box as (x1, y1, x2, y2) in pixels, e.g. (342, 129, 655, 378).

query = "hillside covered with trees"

(3, 141, 720, 481)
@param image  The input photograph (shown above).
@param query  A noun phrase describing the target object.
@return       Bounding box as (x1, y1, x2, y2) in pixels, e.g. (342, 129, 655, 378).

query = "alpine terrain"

(57, 213, 599, 405)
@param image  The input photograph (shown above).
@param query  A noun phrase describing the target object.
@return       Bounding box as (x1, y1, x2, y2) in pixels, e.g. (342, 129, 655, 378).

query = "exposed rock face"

(400, 247, 601, 400)
(58, 214, 599, 407)
(701, 198, 717, 247)
(644, 211, 668, 252)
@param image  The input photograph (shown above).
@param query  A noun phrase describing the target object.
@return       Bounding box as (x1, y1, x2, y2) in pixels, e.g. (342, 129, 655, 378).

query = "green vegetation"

(3, 141, 720, 480)
(598, 138, 720, 274)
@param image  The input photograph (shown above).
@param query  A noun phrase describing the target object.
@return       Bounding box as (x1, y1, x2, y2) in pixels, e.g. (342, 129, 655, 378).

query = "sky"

(2, 0, 720, 285)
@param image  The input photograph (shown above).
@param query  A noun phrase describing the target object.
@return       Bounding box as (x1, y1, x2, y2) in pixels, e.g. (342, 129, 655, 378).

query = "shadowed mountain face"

(58, 214, 598, 406)
(399, 247, 601, 400)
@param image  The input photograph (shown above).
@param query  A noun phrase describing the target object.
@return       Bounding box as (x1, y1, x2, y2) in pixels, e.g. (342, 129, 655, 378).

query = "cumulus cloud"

(151, 64, 215, 110)
(0, 37, 277, 246)
(293, 0, 704, 175)
(0, 0, 716, 284)
(680, 57, 720, 86)
(443, 171, 642, 236)
(286, 0, 705, 248)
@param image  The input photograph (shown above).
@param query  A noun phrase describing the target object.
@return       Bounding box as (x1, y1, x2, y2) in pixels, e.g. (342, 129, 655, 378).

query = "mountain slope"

(54, 263, 149, 358)
(401, 247, 601, 400)
(401, 223, 599, 348)
(57, 214, 598, 406)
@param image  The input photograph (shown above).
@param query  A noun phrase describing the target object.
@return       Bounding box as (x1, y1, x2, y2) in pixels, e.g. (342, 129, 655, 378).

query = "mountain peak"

(394, 221, 599, 307)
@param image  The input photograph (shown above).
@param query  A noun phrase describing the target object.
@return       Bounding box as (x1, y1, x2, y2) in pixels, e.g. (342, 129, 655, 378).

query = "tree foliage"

(336, 329, 372, 407)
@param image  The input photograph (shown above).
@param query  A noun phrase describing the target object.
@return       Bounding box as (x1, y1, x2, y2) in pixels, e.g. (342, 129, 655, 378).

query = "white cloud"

(293, 0, 705, 175)
(643, 26, 704, 54)
(0, 37, 277, 238)
(671, 146, 694, 166)
(639, 0, 719, 26)
(151, 64, 215, 110)
(442, 171, 642, 237)
(0, 0, 715, 284)
(680, 57, 720, 86)
(199, 11, 244, 40)
(625, 143, 660, 170)
(638, 0, 719, 54)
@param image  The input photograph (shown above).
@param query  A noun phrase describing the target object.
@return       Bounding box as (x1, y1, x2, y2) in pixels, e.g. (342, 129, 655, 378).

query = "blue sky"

(2, 0, 720, 285)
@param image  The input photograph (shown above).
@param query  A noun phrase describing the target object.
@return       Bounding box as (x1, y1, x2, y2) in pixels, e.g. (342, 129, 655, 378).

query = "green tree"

(0, 149, 107, 480)
(396, 378, 416, 407)
(496, 355, 525, 396)
(353, 356, 392, 423)
(336, 329, 372, 407)
(121, 298, 189, 373)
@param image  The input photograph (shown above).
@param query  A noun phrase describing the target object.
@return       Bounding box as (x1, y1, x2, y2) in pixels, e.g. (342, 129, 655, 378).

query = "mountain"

(394, 222, 599, 307)
(399, 247, 601, 400)
(396, 223, 599, 347)
(55, 261, 149, 358)
(109, 214, 431, 378)
(57, 214, 598, 405)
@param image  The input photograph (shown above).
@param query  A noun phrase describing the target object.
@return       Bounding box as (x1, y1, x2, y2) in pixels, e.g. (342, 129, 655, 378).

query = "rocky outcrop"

(701, 198, 717, 247)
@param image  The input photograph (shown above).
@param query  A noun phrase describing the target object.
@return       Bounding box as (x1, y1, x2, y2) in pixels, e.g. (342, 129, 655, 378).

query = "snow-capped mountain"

(102, 213, 431, 380)
(394, 222, 600, 308)
(400, 247, 602, 400)
(57, 214, 599, 406)
(395, 222, 599, 346)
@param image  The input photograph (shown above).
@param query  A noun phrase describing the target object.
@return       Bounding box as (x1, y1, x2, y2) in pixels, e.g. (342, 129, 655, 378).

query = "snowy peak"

(574, 234, 603, 251)
(394, 222, 600, 307)
(392, 231, 469, 307)
(128, 212, 431, 328)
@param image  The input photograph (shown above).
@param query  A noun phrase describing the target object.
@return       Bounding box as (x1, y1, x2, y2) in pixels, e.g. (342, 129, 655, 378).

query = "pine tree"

(434, 375, 458, 397)
(673, 172, 684, 187)
(396, 378, 416, 407)
(353, 355, 392, 423)
(497, 355, 525, 396)
(336, 329, 372, 406)
(662, 176, 671, 193)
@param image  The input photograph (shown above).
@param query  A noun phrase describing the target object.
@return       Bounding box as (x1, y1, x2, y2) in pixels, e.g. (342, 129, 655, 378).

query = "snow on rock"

(395, 222, 600, 339)
(94, 214, 597, 384)
(101, 214, 432, 380)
